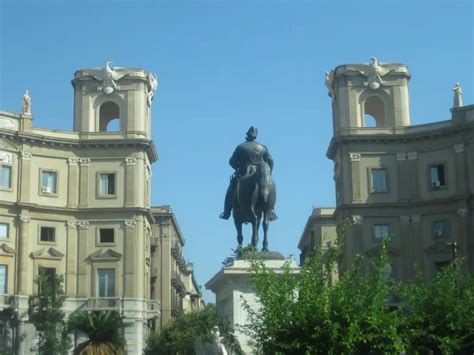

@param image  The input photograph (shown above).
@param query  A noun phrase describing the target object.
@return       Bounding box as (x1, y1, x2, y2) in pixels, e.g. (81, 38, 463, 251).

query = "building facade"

(0, 64, 160, 354)
(316, 58, 474, 281)
(151, 206, 204, 330)
(297, 207, 336, 265)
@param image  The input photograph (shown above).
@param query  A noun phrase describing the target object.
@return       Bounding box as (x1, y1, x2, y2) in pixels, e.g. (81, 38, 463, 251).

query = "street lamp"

(446, 241, 458, 262)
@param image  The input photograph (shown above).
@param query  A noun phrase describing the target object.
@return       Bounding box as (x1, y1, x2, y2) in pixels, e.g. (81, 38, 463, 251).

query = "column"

(76, 221, 89, 298)
(78, 159, 90, 207)
(65, 221, 78, 296)
(124, 157, 136, 207)
(19, 151, 31, 203)
(17, 214, 30, 294)
(67, 158, 79, 208)
(349, 153, 361, 202)
(124, 220, 136, 298)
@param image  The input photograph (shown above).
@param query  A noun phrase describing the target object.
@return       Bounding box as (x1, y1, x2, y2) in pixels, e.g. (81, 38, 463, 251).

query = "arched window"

(99, 101, 120, 132)
(363, 96, 385, 127)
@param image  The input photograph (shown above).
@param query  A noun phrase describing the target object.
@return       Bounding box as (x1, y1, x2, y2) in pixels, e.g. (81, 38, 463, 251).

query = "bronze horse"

(232, 161, 276, 251)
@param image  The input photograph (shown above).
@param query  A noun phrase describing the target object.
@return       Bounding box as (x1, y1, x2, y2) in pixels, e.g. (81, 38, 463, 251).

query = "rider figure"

(220, 126, 275, 220)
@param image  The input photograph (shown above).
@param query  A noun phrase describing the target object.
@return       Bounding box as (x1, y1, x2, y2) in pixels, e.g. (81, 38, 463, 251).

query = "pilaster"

(65, 220, 78, 296)
(124, 219, 136, 298)
(76, 221, 89, 297)
(67, 158, 79, 207)
(78, 158, 90, 207)
(125, 157, 136, 207)
(19, 151, 32, 203)
(349, 153, 361, 202)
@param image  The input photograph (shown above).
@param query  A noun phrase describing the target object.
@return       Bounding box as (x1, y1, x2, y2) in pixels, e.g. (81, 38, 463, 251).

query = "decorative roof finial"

(453, 83, 463, 108)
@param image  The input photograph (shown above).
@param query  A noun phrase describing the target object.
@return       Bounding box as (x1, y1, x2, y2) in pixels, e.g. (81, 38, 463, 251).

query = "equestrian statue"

(220, 127, 277, 251)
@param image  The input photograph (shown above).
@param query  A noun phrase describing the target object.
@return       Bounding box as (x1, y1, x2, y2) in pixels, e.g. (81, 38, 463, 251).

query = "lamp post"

(446, 241, 458, 262)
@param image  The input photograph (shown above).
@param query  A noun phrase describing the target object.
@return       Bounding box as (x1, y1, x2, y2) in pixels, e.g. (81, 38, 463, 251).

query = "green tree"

(29, 269, 71, 355)
(67, 310, 124, 355)
(397, 261, 474, 354)
(243, 241, 406, 354)
(145, 304, 241, 355)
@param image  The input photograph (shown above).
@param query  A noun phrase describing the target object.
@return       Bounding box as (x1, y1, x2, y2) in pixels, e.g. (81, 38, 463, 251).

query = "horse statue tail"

(258, 161, 272, 203)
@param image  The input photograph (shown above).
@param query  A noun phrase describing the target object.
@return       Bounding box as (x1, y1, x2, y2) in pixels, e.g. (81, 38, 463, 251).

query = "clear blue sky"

(1, 0, 473, 302)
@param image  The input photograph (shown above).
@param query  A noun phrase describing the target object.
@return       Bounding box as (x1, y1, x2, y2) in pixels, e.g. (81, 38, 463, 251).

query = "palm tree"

(68, 310, 125, 355)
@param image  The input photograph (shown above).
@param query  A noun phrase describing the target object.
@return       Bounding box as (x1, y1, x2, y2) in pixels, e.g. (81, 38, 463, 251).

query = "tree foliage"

(243, 239, 474, 354)
(145, 304, 241, 355)
(68, 310, 124, 355)
(29, 270, 71, 355)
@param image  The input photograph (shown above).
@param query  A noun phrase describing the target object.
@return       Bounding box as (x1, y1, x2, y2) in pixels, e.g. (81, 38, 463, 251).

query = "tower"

(326, 57, 411, 135)
(71, 61, 157, 138)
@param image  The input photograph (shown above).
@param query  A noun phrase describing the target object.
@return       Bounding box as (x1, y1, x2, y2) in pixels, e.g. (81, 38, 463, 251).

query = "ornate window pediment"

(89, 249, 122, 261)
(30, 247, 64, 260)
(365, 244, 399, 257)
(0, 243, 16, 256)
(424, 240, 451, 255)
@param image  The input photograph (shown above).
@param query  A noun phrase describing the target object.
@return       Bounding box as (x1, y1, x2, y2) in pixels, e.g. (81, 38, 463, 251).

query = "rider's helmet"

(245, 126, 258, 141)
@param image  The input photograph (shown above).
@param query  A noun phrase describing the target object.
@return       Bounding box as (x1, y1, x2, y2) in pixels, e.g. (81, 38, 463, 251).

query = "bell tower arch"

(326, 57, 411, 136)
(71, 62, 158, 138)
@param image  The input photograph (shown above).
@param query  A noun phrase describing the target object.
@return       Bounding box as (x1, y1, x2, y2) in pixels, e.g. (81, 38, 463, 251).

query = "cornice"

(0, 129, 158, 163)
(327, 121, 474, 160)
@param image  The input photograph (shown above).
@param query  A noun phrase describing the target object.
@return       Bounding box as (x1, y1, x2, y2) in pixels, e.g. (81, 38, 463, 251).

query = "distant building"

(0, 64, 203, 354)
(151, 206, 205, 329)
(300, 58, 474, 281)
(298, 208, 336, 265)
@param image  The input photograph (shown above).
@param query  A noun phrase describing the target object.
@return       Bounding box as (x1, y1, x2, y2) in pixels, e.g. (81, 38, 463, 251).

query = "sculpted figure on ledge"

(220, 127, 277, 251)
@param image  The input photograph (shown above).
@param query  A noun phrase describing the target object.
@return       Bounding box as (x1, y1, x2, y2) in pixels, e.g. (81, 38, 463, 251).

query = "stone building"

(297, 207, 336, 265)
(151, 206, 204, 330)
(0, 63, 182, 354)
(300, 58, 474, 281)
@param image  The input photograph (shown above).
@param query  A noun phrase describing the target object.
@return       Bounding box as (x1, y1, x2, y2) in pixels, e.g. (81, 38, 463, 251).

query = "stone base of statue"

(205, 251, 299, 354)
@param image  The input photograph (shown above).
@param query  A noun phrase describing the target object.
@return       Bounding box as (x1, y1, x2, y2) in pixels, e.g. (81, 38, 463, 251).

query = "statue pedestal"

(205, 252, 299, 354)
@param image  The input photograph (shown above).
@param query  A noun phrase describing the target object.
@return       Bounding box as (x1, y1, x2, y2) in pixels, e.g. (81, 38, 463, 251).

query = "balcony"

(147, 299, 160, 319)
(87, 297, 121, 311)
(0, 295, 14, 311)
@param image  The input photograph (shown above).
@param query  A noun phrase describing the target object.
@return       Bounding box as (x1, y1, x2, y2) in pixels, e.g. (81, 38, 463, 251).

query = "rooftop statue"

(453, 82, 463, 108)
(22, 90, 31, 115)
(220, 127, 277, 251)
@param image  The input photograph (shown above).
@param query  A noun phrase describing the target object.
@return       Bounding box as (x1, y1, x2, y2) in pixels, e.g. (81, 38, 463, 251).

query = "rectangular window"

(98, 269, 115, 298)
(371, 169, 387, 193)
(0, 166, 11, 188)
(40, 227, 55, 243)
(99, 173, 116, 196)
(0, 224, 8, 239)
(99, 228, 114, 244)
(432, 220, 449, 238)
(374, 224, 389, 240)
(429, 164, 446, 188)
(41, 171, 57, 194)
(0, 265, 7, 294)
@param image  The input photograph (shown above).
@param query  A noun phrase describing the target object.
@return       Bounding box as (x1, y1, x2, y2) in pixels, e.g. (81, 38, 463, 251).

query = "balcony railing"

(87, 297, 121, 311)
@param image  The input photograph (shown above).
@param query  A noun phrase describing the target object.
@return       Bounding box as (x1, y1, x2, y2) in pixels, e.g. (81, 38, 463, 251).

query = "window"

(432, 220, 449, 238)
(41, 170, 57, 194)
(40, 227, 55, 243)
(429, 164, 446, 188)
(0, 224, 8, 239)
(0, 265, 7, 294)
(371, 169, 387, 193)
(0, 166, 11, 189)
(374, 224, 389, 240)
(99, 173, 116, 196)
(98, 269, 115, 297)
(99, 228, 114, 244)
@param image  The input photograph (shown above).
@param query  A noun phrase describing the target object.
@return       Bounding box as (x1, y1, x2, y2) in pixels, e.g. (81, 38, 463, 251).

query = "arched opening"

(364, 114, 377, 127)
(363, 96, 385, 127)
(99, 101, 120, 132)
